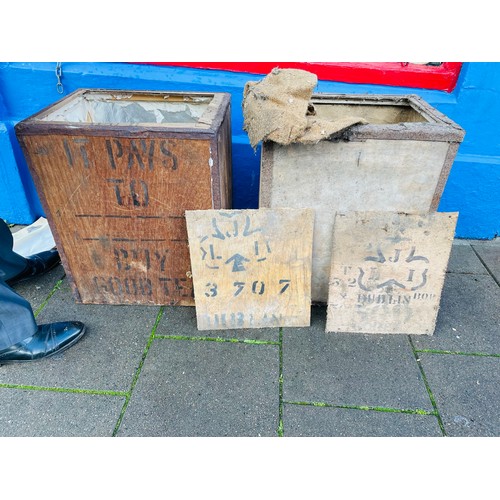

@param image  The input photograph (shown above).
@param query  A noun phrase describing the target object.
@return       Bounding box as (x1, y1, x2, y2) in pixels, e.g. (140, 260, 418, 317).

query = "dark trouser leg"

(0, 280, 37, 351)
(0, 219, 28, 282)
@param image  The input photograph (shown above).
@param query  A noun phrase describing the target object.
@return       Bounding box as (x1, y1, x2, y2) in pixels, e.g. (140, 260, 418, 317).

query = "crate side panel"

(265, 139, 450, 302)
(20, 134, 215, 305)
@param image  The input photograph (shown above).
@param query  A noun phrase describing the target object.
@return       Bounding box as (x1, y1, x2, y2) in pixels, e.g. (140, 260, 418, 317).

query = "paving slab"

(0, 279, 158, 392)
(283, 403, 443, 437)
(472, 242, 500, 284)
(282, 306, 432, 411)
(447, 243, 489, 275)
(117, 338, 279, 436)
(411, 273, 500, 354)
(10, 263, 66, 313)
(0, 387, 124, 436)
(158, 305, 280, 342)
(419, 353, 500, 436)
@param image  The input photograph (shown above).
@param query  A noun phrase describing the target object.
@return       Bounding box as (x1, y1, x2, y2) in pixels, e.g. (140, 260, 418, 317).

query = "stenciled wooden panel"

(186, 208, 314, 330)
(326, 211, 458, 335)
(21, 134, 217, 305)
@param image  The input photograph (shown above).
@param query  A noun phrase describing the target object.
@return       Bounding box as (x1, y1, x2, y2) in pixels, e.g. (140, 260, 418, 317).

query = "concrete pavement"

(0, 238, 498, 437)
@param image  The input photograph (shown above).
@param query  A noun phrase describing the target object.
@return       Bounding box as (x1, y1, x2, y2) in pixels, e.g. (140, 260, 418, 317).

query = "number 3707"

(204, 279, 291, 298)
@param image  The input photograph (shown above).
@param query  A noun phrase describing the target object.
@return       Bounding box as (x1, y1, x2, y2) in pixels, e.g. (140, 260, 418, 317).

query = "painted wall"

(0, 62, 498, 238)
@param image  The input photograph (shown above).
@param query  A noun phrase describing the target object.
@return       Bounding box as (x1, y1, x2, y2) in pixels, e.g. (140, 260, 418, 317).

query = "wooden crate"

(15, 89, 232, 305)
(259, 93, 465, 303)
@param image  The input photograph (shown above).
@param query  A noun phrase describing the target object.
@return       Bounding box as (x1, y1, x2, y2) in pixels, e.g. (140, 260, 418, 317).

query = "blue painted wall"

(0, 62, 498, 238)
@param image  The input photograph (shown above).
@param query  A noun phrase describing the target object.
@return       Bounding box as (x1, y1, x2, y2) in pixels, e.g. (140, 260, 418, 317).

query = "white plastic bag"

(12, 217, 56, 257)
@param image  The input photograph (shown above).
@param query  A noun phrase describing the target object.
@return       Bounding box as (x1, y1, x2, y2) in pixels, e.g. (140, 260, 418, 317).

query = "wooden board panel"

(21, 134, 217, 305)
(326, 211, 458, 335)
(186, 208, 314, 330)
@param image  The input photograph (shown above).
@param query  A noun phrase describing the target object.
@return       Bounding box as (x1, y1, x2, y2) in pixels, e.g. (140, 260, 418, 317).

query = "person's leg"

(0, 219, 28, 282)
(0, 220, 86, 363)
(0, 279, 86, 364)
(0, 279, 37, 350)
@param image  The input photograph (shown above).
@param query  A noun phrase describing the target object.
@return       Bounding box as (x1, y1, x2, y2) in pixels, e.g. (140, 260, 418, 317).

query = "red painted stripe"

(136, 62, 462, 92)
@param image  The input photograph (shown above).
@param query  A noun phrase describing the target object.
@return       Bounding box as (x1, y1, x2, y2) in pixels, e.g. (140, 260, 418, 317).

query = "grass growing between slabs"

(33, 275, 65, 318)
(283, 400, 435, 416)
(278, 328, 284, 436)
(0, 382, 127, 397)
(154, 334, 278, 346)
(414, 349, 500, 358)
(408, 336, 447, 436)
(112, 306, 165, 436)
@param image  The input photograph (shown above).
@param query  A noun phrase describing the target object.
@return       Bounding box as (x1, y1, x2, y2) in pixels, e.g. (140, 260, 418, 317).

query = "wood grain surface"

(20, 133, 227, 305)
(326, 211, 458, 335)
(186, 208, 314, 330)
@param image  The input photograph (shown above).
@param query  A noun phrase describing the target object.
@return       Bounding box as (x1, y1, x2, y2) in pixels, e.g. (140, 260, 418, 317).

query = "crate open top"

(16, 89, 230, 136)
(307, 93, 465, 142)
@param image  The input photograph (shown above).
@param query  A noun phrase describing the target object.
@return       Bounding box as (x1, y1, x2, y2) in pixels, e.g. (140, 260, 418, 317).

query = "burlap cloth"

(242, 67, 366, 148)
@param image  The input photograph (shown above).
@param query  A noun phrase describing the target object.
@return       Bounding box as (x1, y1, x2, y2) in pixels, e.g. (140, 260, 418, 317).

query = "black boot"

(6, 249, 61, 286)
(0, 321, 86, 365)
